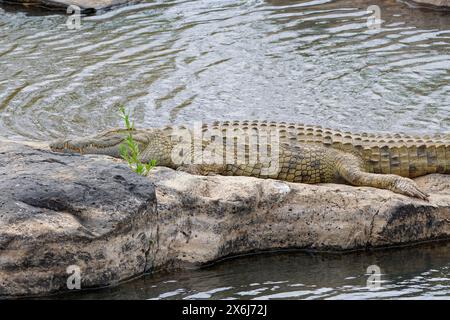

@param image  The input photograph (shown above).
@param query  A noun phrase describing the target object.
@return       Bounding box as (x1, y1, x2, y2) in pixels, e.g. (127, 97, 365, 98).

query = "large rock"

(151, 168, 450, 270)
(0, 140, 157, 297)
(0, 140, 449, 297)
(411, 0, 450, 8)
(0, 0, 135, 12)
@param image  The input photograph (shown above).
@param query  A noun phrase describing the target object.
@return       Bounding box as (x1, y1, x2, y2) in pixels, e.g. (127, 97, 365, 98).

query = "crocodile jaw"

(49, 128, 143, 158)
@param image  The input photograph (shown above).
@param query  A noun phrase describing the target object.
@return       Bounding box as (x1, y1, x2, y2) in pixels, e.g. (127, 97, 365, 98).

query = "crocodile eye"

(110, 135, 128, 144)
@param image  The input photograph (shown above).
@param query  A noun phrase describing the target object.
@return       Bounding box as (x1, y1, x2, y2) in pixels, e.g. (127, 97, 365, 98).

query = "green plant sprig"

(118, 106, 156, 176)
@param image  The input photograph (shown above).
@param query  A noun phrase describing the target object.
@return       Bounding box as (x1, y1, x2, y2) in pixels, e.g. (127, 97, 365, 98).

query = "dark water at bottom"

(55, 241, 450, 299)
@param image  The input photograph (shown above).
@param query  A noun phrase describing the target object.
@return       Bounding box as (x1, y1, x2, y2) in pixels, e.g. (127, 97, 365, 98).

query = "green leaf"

(119, 144, 130, 161)
(118, 106, 157, 177)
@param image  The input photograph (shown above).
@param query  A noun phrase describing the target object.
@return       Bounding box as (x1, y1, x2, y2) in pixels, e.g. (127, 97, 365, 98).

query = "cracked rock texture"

(1, 141, 449, 297)
(0, 141, 157, 297)
(150, 167, 450, 270)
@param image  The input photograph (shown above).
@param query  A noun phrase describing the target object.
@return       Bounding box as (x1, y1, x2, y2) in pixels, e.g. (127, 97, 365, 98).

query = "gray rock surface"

(1, 0, 135, 12)
(411, 0, 450, 7)
(0, 140, 157, 297)
(1, 140, 449, 297)
(151, 167, 450, 270)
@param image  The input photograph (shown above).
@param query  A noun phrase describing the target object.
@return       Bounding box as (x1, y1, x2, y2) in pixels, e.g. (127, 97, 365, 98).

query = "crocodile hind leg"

(175, 143, 429, 200)
(335, 151, 429, 200)
(277, 145, 429, 199)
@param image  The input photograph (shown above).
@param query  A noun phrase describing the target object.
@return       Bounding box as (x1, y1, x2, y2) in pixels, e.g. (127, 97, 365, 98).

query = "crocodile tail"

(285, 124, 448, 178)
(287, 125, 448, 178)
(345, 133, 450, 178)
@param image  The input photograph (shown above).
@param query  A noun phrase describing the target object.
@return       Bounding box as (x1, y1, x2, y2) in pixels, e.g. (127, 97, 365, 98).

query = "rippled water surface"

(57, 242, 450, 299)
(0, 0, 449, 141)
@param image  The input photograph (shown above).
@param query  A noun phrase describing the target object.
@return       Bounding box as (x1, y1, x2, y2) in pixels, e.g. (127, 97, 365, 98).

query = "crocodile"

(50, 120, 450, 200)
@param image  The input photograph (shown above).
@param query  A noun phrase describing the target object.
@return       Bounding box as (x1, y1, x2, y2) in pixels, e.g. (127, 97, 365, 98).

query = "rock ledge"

(0, 140, 157, 297)
(0, 140, 449, 297)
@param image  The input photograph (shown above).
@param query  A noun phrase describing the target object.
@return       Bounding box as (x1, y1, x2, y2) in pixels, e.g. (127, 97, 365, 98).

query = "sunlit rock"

(151, 167, 450, 269)
(0, 140, 157, 297)
(411, 0, 450, 7)
(0, 140, 449, 297)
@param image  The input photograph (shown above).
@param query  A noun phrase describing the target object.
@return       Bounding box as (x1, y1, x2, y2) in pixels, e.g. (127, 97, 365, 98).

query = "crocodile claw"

(392, 177, 429, 200)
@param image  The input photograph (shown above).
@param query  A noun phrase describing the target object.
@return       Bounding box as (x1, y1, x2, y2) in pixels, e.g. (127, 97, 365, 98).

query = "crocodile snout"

(49, 140, 69, 152)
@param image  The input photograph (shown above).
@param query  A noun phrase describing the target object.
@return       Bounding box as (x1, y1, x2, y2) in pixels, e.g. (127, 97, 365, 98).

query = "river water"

(57, 242, 450, 299)
(1, 0, 449, 299)
(0, 0, 449, 141)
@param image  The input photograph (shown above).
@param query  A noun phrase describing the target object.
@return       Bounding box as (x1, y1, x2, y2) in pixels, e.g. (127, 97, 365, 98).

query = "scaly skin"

(50, 120, 450, 199)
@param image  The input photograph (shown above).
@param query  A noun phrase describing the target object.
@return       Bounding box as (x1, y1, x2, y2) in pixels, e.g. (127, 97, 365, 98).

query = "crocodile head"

(49, 128, 153, 158)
